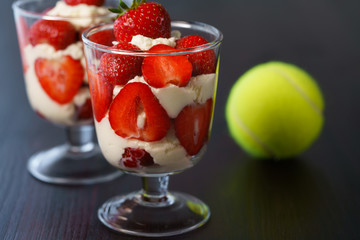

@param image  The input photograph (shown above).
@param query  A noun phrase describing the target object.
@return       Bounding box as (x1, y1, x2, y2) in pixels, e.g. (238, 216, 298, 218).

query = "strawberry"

(29, 20, 77, 50)
(87, 68, 113, 122)
(142, 44, 193, 88)
(176, 35, 217, 76)
(121, 148, 155, 168)
(109, 82, 170, 141)
(111, 0, 171, 42)
(99, 42, 143, 85)
(75, 98, 93, 121)
(175, 99, 213, 155)
(35, 56, 84, 104)
(64, 0, 104, 6)
(88, 29, 117, 46)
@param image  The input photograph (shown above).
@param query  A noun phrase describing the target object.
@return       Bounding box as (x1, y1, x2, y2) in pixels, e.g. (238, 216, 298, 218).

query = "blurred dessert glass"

(12, 0, 122, 185)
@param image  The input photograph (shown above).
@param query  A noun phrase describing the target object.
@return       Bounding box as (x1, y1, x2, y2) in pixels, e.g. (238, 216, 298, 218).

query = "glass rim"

(82, 21, 223, 57)
(12, 0, 116, 21)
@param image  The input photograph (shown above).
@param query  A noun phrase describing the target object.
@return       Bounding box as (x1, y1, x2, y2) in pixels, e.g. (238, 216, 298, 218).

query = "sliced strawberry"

(142, 44, 193, 88)
(112, 1, 170, 42)
(87, 68, 113, 122)
(109, 82, 170, 141)
(175, 99, 213, 155)
(176, 35, 216, 76)
(64, 0, 104, 6)
(35, 56, 84, 104)
(29, 20, 77, 50)
(88, 29, 117, 46)
(99, 42, 143, 85)
(121, 148, 155, 168)
(75, 98, 93, 121)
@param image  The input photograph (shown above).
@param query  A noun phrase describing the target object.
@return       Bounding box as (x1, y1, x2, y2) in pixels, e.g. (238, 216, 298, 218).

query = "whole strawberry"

(176, 35, 217, 76)
(99, 42, 143, 85)
(111, 0, 171, 42)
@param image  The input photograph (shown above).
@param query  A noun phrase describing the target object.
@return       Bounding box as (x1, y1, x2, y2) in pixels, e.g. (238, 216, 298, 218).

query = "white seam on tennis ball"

(232, 110, 276, 158)
(272, 68, 322, 116)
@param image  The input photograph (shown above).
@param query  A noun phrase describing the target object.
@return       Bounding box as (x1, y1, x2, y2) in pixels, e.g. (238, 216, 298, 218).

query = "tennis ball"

(226, 61, 324, 159)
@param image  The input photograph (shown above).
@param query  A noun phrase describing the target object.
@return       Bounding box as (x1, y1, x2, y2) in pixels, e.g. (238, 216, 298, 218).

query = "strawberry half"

(64, 0, 104, 6)
(175, 99, 213, 155)
(99, 42, 143, 85)
(111, 0, 171, 42)
(87, 68, 113, 122)
(29, 20, 77, 50)
(109, 82, 170, 141)
(176, 35, 217, 76)
(142, 44, 193, 88)
(121, 148, 155, 168)
(35, 56, 84, 104)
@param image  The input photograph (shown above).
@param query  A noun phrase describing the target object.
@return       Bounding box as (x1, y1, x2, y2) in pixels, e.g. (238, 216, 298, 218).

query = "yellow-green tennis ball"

(226, 61, 324, 159)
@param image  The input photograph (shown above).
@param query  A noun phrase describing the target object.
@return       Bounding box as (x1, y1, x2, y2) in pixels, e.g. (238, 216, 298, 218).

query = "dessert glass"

(12, 0, 122, 185)
(83, 21, 222, 237)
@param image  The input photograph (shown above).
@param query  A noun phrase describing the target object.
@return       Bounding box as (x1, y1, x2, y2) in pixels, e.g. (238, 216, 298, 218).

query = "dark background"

(1, 0, 360, 239)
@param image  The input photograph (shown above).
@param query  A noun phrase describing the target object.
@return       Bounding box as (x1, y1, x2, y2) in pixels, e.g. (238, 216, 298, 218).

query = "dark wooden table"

(1, 0, 360, 239)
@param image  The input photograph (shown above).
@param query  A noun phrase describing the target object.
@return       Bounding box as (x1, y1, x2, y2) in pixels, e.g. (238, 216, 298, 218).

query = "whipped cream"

(25, 42, 84, 62)
(130, 35, 178, 51)
(46, 1, 111, 30)
(95, 117, 193, 173)
(73, 87, 91, 106)
(113, 74, 216, 118)
(24, 43, 89, 125)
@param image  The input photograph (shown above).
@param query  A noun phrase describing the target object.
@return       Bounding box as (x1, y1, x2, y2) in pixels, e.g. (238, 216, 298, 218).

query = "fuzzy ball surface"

(226, 61, 324, 159)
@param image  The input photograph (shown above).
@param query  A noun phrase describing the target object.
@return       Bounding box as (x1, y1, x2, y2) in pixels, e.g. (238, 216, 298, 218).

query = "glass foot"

(98, 191, 210, 237)
(28, 144, 122, 185)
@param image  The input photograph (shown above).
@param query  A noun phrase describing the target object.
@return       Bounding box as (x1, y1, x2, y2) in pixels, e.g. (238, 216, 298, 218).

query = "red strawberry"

(142, 44, 193, 88)
(75, 98, 93, 121)
(99, 42, 143, 85)
(35, 56, 84, 104)
(175, 99, 213, 155)
(88, 29, 117, 46)
(29, 20, 77, 50)
(109, 82, 170, 141)
(111, 1, 170, 42)
(176, 35, 217, 76)
(64, 0, 104, 6)
(87, 68, 113, 122)
(121, 148, 155, 168)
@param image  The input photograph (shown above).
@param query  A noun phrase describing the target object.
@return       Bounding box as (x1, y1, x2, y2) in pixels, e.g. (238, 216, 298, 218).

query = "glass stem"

(65, 125, 96, 153)
(140, 176, 173, 206)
